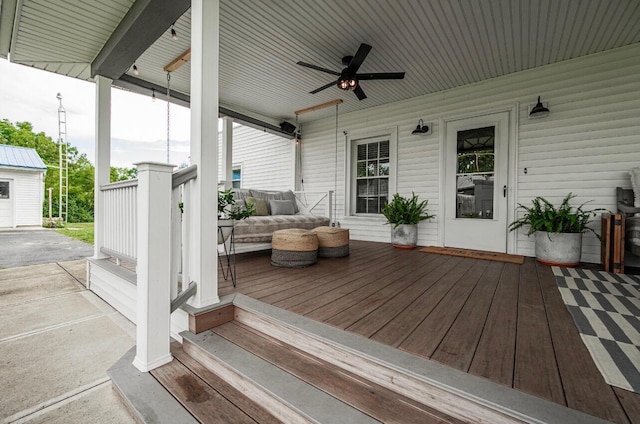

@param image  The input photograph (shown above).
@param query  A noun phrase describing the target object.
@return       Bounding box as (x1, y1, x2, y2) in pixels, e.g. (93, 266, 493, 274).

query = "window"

(0, 181, 9, 199)
(347, 129, 397, 215)
(232, 166, 242, 188)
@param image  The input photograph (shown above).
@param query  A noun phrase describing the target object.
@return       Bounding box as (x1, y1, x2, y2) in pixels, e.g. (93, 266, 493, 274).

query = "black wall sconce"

(411, 119, 431, 135)
(529, 96, 550, 119)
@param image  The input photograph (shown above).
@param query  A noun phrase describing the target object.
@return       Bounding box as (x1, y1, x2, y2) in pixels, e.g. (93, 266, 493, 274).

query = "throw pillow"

(249, 189, 283, 214)
(245, 196, 268, 216)
(281, 190, 300, 214)
(269, 199, 295, 215)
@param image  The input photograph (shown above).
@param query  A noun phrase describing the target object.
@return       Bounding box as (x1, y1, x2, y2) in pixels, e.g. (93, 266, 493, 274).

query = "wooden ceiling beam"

(164, 48, 191, 72)
(91, 0, 190, 79)
(295, 99, 343, 115)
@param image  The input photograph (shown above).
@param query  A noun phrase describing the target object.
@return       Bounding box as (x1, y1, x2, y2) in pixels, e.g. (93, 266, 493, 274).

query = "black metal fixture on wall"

(529, 96, 550, 119)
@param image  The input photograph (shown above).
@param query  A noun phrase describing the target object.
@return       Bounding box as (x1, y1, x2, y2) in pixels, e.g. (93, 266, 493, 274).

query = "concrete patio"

(0, 259, 135, 423)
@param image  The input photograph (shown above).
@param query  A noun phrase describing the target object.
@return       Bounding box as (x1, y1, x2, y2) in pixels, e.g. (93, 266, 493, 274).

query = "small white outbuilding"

(0, 144, 47, 228)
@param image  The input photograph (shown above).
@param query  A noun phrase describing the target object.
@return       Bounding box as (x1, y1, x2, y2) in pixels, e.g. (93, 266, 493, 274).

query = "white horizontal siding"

(301, 44, 640, 263)
(0, 169, 43, 227)
(218, 124, 293, 190)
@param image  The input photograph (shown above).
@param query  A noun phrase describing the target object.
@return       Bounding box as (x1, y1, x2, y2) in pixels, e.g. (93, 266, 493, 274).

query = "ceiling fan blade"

(310, 79, 339, 94)
(347, 43, 372, 74)
(356, 72, 405, 80)
(297, 61, 341, 76)
(354, 85, 367, 100)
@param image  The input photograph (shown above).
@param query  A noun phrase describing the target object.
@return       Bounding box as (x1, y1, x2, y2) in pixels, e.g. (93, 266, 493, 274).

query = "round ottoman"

(271, 229, 319, 267)
(312, 226, 349, 258)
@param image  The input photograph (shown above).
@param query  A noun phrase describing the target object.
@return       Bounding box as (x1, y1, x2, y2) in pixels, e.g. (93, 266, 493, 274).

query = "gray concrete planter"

(535, 231, 582, 267)
(218, 219, 234, 244)
(391, 224, 418, 249)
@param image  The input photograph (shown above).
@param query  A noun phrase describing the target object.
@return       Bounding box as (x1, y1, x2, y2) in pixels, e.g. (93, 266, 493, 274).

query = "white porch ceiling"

(2, 0, 640, 124)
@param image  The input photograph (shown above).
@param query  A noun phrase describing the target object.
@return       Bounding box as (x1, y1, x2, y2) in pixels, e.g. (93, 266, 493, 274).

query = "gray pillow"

(269, 199, 295, 215)
(281, 190, 299, 214)
(249, 189, 283, 214)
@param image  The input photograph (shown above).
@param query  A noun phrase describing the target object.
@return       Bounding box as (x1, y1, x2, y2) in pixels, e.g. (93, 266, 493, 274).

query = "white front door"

(0, 179, 14, 228)
(444, 112, 509, 253)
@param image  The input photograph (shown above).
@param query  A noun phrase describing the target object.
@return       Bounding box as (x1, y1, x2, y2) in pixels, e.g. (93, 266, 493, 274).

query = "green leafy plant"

(217, 189, 255, 220)
(509, 193, 606, 238)
(381, 192, 435, 228)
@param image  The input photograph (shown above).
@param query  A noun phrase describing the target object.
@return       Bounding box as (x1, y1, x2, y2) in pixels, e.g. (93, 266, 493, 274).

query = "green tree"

(1, 119, 137, 223)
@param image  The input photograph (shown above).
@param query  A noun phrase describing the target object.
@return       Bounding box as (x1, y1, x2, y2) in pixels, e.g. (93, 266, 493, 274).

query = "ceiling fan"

(297, 43, 405, 100)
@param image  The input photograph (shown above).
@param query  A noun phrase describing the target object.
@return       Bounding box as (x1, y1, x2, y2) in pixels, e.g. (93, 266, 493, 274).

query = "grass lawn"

(56, 222, 94, 245)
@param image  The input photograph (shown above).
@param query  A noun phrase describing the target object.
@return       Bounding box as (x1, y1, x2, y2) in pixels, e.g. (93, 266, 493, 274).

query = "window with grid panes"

(355, 139, 389, 214)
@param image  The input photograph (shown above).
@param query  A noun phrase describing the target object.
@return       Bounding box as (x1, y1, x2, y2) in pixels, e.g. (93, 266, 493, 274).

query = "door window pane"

(455, 126, 495, 219)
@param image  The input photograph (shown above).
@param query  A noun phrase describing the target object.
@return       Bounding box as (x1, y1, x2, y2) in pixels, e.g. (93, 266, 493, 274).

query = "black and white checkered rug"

(553, 267, 640, 393)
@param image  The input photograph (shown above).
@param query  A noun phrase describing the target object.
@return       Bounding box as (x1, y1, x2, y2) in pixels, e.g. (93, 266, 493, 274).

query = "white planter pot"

(535, 231, 582, 267)
(218, 219, 234, 245)
(390, 224, 418, 249)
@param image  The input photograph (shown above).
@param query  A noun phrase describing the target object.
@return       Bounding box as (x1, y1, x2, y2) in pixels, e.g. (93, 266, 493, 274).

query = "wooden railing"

(101, 179, 138, 262)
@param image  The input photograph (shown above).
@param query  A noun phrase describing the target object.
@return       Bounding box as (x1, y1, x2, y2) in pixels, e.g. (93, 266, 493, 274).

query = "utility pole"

(56, 93, 68, 224)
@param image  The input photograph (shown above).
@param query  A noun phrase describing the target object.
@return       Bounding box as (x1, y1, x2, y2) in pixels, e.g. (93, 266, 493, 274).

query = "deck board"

(367, 258, 475, 345)
(513, 258, 565, 405)
(224, 240, 640, 423)
(430, 261, 504, 371)
(151, 350, 259, 424)
(306, 253, 445, 324)
(468, 262, 519, 386)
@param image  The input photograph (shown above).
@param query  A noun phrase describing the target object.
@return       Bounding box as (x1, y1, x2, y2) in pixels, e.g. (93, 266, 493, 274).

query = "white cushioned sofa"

(232, 188, 330, 243)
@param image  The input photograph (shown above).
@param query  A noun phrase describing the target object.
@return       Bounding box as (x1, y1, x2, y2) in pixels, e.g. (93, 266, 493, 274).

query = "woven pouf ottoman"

(271, 228, 319, 267)
(312, 226, 350, 258)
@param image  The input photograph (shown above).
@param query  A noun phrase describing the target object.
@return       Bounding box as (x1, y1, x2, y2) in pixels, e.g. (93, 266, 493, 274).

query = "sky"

(0, 59, 192, 168)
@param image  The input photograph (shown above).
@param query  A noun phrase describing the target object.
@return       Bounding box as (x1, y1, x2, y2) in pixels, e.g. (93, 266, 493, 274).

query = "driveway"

(0, 229, 94, 268)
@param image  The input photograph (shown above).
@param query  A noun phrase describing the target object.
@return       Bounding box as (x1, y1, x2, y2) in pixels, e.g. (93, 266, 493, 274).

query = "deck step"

(182, 329, 381, 424)
(150, 343, 280, 424)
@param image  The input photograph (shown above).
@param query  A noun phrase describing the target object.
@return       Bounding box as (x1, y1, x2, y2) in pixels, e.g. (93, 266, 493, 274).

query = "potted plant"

(508, 193, 605, 266)
(217, 189, 255, 244)
(381, 192, 435, 249)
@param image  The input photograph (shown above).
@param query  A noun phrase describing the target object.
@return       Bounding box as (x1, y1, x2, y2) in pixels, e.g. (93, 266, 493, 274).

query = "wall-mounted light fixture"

(411, 119, 430, 135)
(529, 96, 550, 119)
(132, 62, 139, 75)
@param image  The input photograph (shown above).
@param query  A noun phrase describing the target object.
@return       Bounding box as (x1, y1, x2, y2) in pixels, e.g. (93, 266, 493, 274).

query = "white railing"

(170, 165, 198, 301)
(293, 190, 334, 225)
(101, 179, 138, 262)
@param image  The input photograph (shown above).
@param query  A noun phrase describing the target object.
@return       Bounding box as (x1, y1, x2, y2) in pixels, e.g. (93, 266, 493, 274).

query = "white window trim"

(344, 126, 398, 217)
(232, 164, 243, 188)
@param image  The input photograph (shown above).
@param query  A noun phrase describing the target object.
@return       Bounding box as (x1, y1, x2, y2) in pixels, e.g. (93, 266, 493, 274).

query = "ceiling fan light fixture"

(338, 77, 357, 91)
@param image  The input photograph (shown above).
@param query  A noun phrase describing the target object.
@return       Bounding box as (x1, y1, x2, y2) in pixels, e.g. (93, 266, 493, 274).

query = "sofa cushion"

(269, 199, 295, 215)
(245, 196, 268, 216)
(234, 215, 331, 243)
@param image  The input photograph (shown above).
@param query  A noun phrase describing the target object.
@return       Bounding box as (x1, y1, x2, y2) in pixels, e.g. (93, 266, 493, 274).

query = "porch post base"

(133, 353, 173, 373)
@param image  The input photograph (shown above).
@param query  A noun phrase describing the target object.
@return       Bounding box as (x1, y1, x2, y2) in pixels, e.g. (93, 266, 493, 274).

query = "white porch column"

(93, 75, 111, 259)
(188, 0, 220, 307)
(221, 116, 233, 189)
(133, 162, 174, 372)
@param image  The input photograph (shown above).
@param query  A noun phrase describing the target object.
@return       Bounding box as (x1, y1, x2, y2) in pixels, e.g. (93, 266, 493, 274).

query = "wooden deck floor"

(219, 240, 640, 424)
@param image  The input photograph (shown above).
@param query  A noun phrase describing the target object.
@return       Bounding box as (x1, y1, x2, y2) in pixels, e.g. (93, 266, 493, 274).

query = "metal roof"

(0, 144, 47, 170)
(1, 0, 639, 123)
